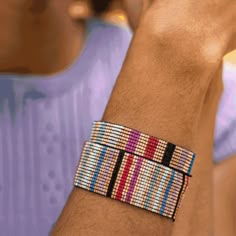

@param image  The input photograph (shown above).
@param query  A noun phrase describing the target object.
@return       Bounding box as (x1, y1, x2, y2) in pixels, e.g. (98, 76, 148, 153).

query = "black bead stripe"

(162, 143, 176, 166)
(106, 150, 125, 197)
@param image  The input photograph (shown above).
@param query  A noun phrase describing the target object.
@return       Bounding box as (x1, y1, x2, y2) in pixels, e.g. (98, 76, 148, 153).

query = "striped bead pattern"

(90, 121, 196, 175)
(74, 141, 189, 220)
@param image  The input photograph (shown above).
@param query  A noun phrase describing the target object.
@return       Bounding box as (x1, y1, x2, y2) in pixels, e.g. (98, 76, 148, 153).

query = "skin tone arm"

(214, 154, 236, 236)
(52, 0, 236, 235)
(124, 2, 236, 234)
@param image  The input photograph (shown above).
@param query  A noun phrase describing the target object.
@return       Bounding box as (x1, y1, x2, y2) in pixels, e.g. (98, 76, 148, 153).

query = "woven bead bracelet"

(90, 121, 196, 175)
(74, 141, 189, 220)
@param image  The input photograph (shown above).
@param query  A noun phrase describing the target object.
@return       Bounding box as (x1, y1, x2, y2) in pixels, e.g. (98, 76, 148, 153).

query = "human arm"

(214, 153, 236, 236)
(51, 0, 236, 235)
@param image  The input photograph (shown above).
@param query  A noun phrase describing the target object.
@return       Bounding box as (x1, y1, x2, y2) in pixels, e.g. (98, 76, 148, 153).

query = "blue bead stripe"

(160, 170, 175, 214)
(90, 146, 107, 191)
(95, 123, 107, 144)
(144, 165, 161, 209)
(187, 154, 196, 175)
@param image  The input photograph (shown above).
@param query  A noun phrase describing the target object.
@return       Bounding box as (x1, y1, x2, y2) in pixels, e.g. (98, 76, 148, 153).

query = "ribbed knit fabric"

(0, 17, 235, 235)
(0, 19, 131, 236)
(214, 63, 236, 162)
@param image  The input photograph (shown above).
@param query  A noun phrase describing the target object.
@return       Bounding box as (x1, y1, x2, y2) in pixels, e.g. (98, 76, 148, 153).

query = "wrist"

(137, 5, 224, 87)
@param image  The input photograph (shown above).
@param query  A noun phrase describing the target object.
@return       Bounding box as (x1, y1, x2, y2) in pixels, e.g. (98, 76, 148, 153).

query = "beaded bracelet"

(90, 121, 196, 175)
(74, 141, 189, 220)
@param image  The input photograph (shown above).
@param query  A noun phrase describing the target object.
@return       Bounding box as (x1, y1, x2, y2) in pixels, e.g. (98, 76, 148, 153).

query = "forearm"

(103, 31, 206, 149)
(214, 154, 236, 236)
(52, 5, 223, 236)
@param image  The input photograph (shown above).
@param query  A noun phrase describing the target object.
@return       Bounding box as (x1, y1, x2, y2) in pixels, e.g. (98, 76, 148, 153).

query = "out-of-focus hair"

(91, 0, 111, 14)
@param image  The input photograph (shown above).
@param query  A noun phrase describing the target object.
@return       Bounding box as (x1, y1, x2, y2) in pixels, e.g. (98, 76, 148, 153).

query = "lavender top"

(0, 18, 235, 235)
(0, 19, 131, 236)
(214, 63, 236, 162)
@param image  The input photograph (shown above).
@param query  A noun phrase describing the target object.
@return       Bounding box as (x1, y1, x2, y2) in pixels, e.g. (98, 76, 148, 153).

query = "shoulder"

(214, 63, 236, 162)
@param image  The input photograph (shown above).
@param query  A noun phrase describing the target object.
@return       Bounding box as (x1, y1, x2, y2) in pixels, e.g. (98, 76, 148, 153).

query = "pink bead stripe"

(125, 130, 140, 153)
(125, 156, 143, 203)
(91, 121, 196, 175)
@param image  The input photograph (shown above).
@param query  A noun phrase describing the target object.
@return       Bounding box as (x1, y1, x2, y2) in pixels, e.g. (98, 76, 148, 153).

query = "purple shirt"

(214, 63, 236, 162)
(0, 18, 235, 235)
(0, 19, 131, 235)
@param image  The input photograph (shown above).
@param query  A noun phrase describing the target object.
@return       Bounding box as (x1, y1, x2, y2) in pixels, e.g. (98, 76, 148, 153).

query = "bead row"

(90, 121, 196, 175)
(74, 141, 189, 220)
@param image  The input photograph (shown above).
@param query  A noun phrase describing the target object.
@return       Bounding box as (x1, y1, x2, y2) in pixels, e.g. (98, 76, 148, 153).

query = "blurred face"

(122, 0, 143, 30)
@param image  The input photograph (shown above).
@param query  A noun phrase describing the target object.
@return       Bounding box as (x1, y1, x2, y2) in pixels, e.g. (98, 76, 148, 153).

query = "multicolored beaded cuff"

(90, 121, 196, 175)
(74, 141, 189, 220)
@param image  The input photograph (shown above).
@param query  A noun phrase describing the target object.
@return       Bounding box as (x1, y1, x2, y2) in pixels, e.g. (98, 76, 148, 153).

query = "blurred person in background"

(101, 0, 128, 26)
(0, 0, 131, 235)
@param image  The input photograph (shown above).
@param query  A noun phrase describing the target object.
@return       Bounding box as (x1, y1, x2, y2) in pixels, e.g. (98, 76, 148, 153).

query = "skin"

(123, 1, 236, 235)
(0, 0, 235, 235)
(214, 155, 236, 236)
(0, 0, 86, 74)
(52, 0, 236, 235)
